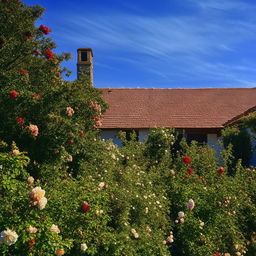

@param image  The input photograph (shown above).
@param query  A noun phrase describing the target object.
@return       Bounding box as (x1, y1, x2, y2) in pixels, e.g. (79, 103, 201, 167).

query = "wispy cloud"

(188, 0, 253, 11)
(52, 0, 256, 87)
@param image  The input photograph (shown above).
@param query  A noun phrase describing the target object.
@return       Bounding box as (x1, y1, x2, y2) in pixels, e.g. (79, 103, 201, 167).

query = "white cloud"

(53, 0, 256, 86)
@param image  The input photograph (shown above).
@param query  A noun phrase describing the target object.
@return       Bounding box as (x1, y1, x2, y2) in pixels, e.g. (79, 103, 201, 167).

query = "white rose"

(187, 199, 195, 210)
(28, 225, 37, 234)
(0, 229, 18, 246)
(81, 243, 88, 251)
(38, 196, 47, 210)
(50, 224, 60, 234)
(178, 211, 185, 218)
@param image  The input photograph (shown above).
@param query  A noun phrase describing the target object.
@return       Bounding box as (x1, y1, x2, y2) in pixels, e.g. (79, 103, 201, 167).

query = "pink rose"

(66, 107, 74, 117)
(27, 124, 39, 137)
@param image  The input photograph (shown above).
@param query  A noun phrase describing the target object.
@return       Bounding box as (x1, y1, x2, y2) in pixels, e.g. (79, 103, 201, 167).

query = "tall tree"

(0, 0, 106, 177)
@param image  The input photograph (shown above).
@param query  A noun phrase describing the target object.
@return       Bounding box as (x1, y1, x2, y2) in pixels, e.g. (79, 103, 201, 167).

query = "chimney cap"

(77, 48, 93, 57)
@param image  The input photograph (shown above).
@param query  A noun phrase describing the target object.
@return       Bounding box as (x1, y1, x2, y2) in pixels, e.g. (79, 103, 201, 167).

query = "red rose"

(187, 168, 193, 175)
(217, 167, 224, 175)
(33, 93, 41, 100)
(182, 156, 191, 165)
(91, 116, 100, 121)
(16, 117, 25, 126)
(68, 139, 74, 145)
(82, 202, 90, 212)
(28, 237, 36, 248)
(56, 72, 61, 78)
(9, 90, 19, 99)
(45, 49, 54, 60)
(39, 25, 51, 35)
(79, 131, 84, 137)
(19, 68, 28, 75)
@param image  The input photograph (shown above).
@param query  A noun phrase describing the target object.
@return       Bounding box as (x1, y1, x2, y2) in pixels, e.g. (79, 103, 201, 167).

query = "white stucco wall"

(138, 129, 149, 142)
(100, 130, 122, 146)
(207, 134, 223, 161)
(100, 129, 150, 146)
(101, 130, 256, 166)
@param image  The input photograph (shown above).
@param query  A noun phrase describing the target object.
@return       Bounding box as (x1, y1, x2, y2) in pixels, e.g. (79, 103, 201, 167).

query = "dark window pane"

(81, 51, 87, 61)
(187, 134, 207, 144)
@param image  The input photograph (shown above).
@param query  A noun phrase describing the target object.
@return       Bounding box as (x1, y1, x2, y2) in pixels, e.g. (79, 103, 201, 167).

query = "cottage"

(77, 48, 256, 165)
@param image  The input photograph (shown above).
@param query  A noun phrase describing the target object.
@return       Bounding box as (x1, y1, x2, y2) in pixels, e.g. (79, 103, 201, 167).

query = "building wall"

(100, 129, 150, 145)
(207, 134, 222, 160)
(100, 130, 122, 146)
(100, 129, 256, 166)
(138, 129, 149, 142)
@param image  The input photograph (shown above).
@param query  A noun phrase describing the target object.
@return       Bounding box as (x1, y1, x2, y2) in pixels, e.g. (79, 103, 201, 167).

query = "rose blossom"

(33, 94, 41, 100)
(91, 116, 102, 128)
(28, 237, 36, 247)
(81, 243, 88, 251)
(66, 107, 74, 117)
(182, 156, 191, 165)
(39, 25, 51, 35)
(218, 167, 225, 175)
(56, 248, 65, 256)
(90, 101, 101, 113)
(178, 211, 185, 219)
(166, 234, 174, 243)
(16, 117, 25, 126)
(27, 124, 39, 137)
(50, 224, 60, 234)
(187, 199, 195, 210)
(9, 90, 19, 99)
(131, 228, 139, 238)
(0, 229, 18, 246)
(187, 168, 193, 175)
(27, 176, 34, 185)
(66, 154, 73, 162)
(12, 149, 20, 155)
(45, 49, 54, 60)
(28, 225, 37, 234)
(38, 196, 47, 210)
(19, 68, 28, 75)
(82, 202, 90, 212)
(68, 139, 74, 145)
(98, 182, 105, 190)
(29, 186, 45, 201)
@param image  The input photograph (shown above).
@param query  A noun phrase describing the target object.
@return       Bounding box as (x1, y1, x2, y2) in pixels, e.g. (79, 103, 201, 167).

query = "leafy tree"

(0, 0, 107, 178)
(221, 127, 252, 168)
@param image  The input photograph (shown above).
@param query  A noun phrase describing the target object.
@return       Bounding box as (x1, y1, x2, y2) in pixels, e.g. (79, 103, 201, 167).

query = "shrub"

(221, 127, 252, 168)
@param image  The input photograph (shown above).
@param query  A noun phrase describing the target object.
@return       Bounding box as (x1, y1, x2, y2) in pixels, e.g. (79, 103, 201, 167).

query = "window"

(81, 51, 87, 62)
(186, 134, 207, 145)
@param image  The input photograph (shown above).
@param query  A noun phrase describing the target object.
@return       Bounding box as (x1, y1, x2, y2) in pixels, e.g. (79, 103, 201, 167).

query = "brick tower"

(77, 48, 93, 85)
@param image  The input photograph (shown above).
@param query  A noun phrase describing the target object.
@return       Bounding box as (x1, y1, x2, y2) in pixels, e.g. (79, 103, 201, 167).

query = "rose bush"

(0, 1, 256, 256)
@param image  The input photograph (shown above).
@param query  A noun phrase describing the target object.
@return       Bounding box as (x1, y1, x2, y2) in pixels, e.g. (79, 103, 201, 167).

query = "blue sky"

(24, 0, 256, 88)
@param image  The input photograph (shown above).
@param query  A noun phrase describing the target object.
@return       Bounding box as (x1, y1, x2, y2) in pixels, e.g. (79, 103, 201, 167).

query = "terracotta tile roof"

(100, 88, 256, 129)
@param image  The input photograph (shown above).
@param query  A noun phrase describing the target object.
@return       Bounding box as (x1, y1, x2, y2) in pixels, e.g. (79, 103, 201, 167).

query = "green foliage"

(221, 127, 252, 167)
(1, 1, 256, 255)
(242, 111, 256, 133)
(166, 140, 256, 256)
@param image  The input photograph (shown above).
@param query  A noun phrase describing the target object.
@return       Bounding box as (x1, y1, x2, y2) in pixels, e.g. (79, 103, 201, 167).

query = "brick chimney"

(77, 48, 93, 85)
